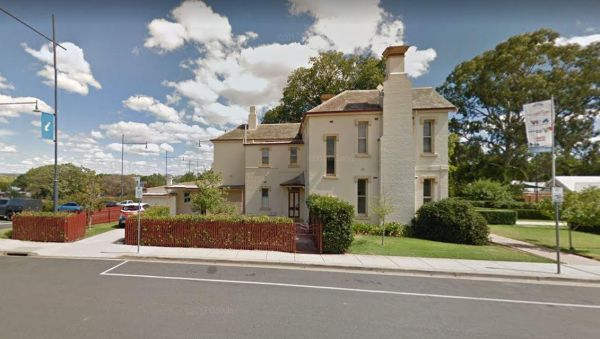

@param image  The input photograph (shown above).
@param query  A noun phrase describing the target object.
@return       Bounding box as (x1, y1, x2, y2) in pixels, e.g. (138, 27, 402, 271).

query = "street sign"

(135, 187, 143, 199)
(41, 112, 54, 140)
(552, 187, 564, 204)
(134, 176, 141, 187)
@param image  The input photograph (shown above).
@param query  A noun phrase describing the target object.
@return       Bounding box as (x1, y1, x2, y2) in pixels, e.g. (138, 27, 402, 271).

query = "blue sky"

(0, 0, 598, 175)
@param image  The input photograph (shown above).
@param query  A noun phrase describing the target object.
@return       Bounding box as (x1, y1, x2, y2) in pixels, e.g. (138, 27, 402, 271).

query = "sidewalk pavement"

(516, 219, 567, 227)
(490, 233, 600, 266)
(2, 229, 600, 283)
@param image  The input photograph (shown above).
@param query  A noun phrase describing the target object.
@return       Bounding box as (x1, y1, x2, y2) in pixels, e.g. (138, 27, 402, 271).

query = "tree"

(191, 169, 233, 215)
(97, 174, 135, 198)
(262, 51, 385, 123)
(71, 168, 104, 226)
(141, 173, 165, 188)
(371, 196, 394, 246)
(438, 29, 599, 185)
(175, 172, 197, 183)
(13, 164, 96, 200)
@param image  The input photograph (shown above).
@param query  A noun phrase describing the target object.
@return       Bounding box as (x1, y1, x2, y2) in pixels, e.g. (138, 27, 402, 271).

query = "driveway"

(0, 220, 11, 229)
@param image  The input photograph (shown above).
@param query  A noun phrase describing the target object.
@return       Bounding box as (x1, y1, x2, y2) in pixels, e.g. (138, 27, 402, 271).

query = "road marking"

(99, 260, 129, 275)
(100, 265, 600, 310)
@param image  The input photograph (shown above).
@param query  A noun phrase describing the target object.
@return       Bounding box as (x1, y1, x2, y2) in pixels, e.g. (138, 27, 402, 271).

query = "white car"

(117, 200, 134, 206)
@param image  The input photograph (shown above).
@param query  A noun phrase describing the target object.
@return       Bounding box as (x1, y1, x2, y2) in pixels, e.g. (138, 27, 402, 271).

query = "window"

(261, 148, 269, 166)
(326, 136, 336, 176)
(289, 147, 298, 165)
(357, 121, 368, 154)
(423, 179, 434, 204)
(357, 179, 367, 215)
(261, 188, 269, 209)
(184, 192, 191, 203)
(423, 120, 434, 153)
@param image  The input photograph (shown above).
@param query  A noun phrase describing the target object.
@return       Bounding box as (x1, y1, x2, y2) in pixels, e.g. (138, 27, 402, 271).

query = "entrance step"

(296, 234, 318, 254)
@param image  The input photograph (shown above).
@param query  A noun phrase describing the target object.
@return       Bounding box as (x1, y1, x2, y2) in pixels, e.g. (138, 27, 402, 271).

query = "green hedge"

(413, 198, 489, 245)
(476, 209, 517, 225)
(307, 194, 354, 254)
(352, 222, 406, 237)
(515, 209, 551, 220)
(144, 206, 171, 218)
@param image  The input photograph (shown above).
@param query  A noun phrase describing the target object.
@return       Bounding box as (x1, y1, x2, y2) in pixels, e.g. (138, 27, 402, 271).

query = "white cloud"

(106, 142, 173, 156)
(123, 95, 181, 122)
(0, 142, 16, 153)
(90, 130, 103, 139)
(405, 46, 437, 78)
(0, 94, 52, 121)
(0, 73, 14, 91)
(99, 120, 223, 144)
(555, 34, 600, 47)
(23, 41, 101, 95)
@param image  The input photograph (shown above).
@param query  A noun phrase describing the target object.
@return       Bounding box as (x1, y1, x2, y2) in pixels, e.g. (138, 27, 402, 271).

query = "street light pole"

(0, 7, 67, 212)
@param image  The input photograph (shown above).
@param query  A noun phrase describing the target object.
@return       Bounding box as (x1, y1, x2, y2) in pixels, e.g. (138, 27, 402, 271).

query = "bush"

(476, 209, 517, 225)
(352, 222, 406, 237)
(141, 213, 293, 224)
(460, 179, 515, 208)
(413, 198, 489, 245)
(144, 206, 171, 218)
(306, 194, 354, 254)
(562, 188, 600, 232)
(515, 208, 551, 220)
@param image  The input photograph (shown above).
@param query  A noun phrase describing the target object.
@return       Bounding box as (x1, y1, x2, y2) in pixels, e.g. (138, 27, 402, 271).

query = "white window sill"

(420, 153, 438, 158)
(355, 214, 369, 220)
(288, 164, 300, 168)
(323, 175, 338, 180)
(355, 153, 370, 158)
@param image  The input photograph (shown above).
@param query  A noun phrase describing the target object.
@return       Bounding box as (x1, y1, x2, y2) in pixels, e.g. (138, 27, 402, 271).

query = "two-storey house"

(211, 45, 455, 225)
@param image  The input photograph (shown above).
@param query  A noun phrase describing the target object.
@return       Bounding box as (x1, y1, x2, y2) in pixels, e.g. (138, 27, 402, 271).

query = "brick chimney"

(248, 106, 258, 130)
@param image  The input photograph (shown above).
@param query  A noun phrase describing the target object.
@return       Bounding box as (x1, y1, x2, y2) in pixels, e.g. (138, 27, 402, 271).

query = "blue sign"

(41, 112, 54, 140)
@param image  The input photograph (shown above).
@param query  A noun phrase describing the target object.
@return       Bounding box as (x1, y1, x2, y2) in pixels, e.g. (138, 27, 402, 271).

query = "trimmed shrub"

(515, 208, 551, 220)
(413, 198, 489, 245)
(460, 179, 515, 208)
(144, 206, 171, 218)
(352, 222, 406, 237)
(476, 209, 517, 225)
(307, 194, 354, 254)
(562, 188, 600, 233)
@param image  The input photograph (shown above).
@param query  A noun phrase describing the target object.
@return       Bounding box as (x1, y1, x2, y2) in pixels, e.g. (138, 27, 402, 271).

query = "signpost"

(523, 98, 561, 273)
(134, 177, 143, 254)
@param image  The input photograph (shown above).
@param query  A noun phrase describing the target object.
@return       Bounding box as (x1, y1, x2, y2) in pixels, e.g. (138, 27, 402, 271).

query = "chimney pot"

(320, 94, 335, 103)
(248, 105, 258, 130)
(382, 45, 410, 75)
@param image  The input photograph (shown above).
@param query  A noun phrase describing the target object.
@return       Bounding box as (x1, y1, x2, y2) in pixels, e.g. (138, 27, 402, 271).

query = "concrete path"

(2, 229, 600, 282)
(516, 219, 567, 227)
(490, 233, 600, 266)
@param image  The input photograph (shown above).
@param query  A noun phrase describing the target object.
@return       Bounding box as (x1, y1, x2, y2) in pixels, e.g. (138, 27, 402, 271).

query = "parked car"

(117, 200, 134, 206)
(57, 202, 83, 212)
(105, 201, 118, 207)
(0, 198, 42, 220)
(118, 203, 146, 227)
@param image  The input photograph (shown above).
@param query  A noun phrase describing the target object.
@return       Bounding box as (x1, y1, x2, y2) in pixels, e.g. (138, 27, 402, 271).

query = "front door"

(288, 189, 300, 219)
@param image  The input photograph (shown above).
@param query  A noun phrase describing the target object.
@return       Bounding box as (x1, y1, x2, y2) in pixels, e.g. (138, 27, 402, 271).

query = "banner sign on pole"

(41, 112, 55, 140)
(552, 187, 564, 204)
(523, 100, 554, 153)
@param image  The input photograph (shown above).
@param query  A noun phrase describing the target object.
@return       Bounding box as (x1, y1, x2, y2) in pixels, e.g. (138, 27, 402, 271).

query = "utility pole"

(120, 134, 147, 198)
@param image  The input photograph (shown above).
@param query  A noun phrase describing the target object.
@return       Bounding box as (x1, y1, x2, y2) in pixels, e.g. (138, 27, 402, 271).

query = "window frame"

(289, 146, 298, 166)
(260, 188, 270, 210)
(260, 147, 270, 166)
(423, 178, 434, 204)
(357, 121, 368, 155)
(356, 178, 368, 216)
(324, 135, 337, 177)
(422, 119, 435, 154)
(183, 192, 191, 203)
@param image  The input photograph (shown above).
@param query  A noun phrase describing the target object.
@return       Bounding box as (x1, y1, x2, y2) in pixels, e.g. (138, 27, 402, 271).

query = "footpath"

(1, 229, 600, 283)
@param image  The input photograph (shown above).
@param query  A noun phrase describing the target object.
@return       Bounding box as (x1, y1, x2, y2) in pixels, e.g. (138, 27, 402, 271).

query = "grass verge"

(85, 222, 120, 238)
(349, 235, 552, 262)
(490, 225, 600, 261)
(0, 228, 12, 239)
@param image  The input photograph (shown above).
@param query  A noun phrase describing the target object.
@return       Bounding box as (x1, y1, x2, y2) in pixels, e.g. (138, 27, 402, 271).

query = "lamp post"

(164, 151, 182, 184)
(1, 7, 67, 212)
(121, 134, 148, 199)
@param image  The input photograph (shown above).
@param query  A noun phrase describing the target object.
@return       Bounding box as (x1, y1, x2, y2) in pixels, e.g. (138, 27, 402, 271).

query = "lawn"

(349, 235, 552, 262)
(490, 225, 600, 261)
(84, 222, 120, 238)
(0, 228, 11, 239)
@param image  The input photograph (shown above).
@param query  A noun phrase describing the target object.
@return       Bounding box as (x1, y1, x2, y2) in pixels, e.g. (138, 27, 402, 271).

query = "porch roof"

(280, 173, 305, 187)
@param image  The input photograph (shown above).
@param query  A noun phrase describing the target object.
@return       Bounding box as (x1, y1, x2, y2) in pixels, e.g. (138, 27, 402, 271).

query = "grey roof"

(280, 173, 305, 187)
(307, 87, 455, 113)
(212, 123, 301, 141)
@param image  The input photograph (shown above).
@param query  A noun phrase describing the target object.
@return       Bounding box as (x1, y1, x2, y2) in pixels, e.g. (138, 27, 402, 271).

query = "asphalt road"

(0, 257, 599, 339)
(0, 220, 11, 229)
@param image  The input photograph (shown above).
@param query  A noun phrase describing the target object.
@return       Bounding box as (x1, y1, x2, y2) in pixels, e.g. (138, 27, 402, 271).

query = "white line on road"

(99, 260, 129, 275)
(100, 262, 600, 310)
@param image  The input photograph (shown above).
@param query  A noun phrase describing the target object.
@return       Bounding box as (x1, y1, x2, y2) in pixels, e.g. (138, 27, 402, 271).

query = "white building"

(212, 45, 455, 224)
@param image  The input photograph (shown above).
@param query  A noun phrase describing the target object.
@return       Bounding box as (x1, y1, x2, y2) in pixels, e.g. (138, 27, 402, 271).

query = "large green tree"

(191, 169, 233, 215)
(13, 164, 97, 200)
(439, 29, 599, 184)
(262, 51, 385, 123)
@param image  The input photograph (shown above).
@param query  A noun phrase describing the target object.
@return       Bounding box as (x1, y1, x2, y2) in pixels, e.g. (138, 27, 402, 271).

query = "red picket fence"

(89, 206, 121, 225)
(12, 212, 87, 242)
(125, 218, 296, 253)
